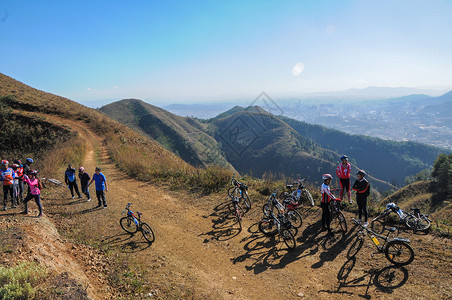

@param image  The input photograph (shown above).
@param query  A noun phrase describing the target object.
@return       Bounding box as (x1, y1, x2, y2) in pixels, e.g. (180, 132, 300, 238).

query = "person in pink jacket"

(20, 170, 43, 217)
(336, 155, 352, 204)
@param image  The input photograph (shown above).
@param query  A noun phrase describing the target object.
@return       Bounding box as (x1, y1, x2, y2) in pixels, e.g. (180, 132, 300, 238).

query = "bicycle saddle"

(137, 212, 142, 216)
(286, 185, 293, 188)
(384, 227, 397, 233)
(411, 207, 420, 211)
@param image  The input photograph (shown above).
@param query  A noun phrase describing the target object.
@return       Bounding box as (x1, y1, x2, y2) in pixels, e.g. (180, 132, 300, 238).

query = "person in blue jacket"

(65, 164, 82, 199)
(88, 167, 108, 208)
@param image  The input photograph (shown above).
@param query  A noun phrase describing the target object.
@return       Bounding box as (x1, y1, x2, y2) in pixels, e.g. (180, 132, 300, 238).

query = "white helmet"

(322, 174, 333, 181)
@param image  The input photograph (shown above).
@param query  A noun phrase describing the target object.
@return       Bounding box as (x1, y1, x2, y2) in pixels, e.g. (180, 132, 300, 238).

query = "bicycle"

(282, 177, 315, 207)
(371, 203, 431, 233)
(329, 189, 348, 233)
(120, 203, 155, 243)
(228, 174, 251, 211)
(262, 189, 302, 229)
(41, 177, 63, 187)
(227, 195, 246, 230)
(258, 211, 297, 249)
(347, 218, 414, 266)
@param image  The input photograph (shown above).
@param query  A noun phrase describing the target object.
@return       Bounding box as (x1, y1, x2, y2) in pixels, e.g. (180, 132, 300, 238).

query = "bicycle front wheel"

(258, 219, 278, 236)
(281, 229, 296, 249)
(141, 222, 155, 243)
(338, 211, 348, 233)
(405, 215, 430, 231)
(235, 204, 245, 229)
(347, 236, 364, 259)
(303, 190, 315, 206)
(120, 216, 138, 234)
(331, 211, 347, 233)
(385, 240, 414, 266)
(286, 210, 302, 228)
(240, 192, 251, 211)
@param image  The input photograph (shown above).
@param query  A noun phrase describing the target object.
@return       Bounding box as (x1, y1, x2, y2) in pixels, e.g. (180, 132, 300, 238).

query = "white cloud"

(292, 62, 305, 76)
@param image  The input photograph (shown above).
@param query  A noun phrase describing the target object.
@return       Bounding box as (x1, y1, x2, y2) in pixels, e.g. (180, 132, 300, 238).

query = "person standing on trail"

(336, 155, 352, 204)
(1, 160, 16, 211)
(11, 163, 20, 207)
(88, 167, 108, 208)
(78, 166, 91, 202)
(20, 170, 43, 217)
(352, 170, 370, 226)
(14, 159, 24, 202)
(23, 158, 33, 197)
(320, 174, 339, 233)
(65, 164, 82, 199)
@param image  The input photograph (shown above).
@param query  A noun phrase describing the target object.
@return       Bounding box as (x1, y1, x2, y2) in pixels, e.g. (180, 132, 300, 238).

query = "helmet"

(357, 170, 366, 177)
(322, 174, 333, 181)
(13, 159, 21, 165)
(11, 164, 19, 169)
(79, 166, 85, 172)
(26, 158, 34, 164)
(29, 170, 39, 176)
(1, 160, 9, 166)
(340, 155, 348, 161)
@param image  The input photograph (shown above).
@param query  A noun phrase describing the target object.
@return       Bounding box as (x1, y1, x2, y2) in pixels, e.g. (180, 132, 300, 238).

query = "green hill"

(100, 99, 235, 170)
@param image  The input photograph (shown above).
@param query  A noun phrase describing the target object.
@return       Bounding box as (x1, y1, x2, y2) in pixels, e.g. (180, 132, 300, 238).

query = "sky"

(1, 0, 452, 105)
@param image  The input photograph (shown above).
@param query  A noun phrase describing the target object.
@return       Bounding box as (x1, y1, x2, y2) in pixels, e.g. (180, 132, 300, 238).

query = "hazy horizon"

(2, 1, 452, 105)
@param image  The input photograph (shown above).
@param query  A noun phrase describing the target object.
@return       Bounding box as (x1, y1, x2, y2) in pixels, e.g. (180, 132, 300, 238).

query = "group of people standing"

(0, 158, 44, 217)
(0, 158, 109, 217)
(64, 165, 108, 208)
(320, 155, 370, 233)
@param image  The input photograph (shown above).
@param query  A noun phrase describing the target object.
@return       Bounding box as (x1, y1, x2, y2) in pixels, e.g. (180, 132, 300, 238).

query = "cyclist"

(88, 167, 108, 208)
(78, 166, 91, 202)
(0, 160, 16, 210)
(336, 155, 352, 204)
(20, 170, 43, 217)
(65, 164, 82, 199)
(13, 159, 24, 202)
(352, 170, 370, 226)
(321, 174, 339, 233)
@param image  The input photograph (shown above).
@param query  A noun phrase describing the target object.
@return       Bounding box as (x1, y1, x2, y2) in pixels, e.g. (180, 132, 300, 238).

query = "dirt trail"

(3, 113, 450, 299)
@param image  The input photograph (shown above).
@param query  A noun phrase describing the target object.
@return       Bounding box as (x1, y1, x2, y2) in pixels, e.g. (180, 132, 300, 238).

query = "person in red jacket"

(336, 155, 352, 204)
(0, 160, 16, 211)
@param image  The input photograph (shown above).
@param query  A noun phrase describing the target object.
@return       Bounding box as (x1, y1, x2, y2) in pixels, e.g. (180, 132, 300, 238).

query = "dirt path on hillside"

(10, 114, 451, 299)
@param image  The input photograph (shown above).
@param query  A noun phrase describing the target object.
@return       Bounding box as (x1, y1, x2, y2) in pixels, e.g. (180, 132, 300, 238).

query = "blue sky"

(1, 0, 452, 104)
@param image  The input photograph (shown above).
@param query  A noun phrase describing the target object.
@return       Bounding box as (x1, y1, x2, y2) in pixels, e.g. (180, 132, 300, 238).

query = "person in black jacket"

(352, 170, 370, 226)
(78, 167, 91, 201)
(65, 164, 82, 199)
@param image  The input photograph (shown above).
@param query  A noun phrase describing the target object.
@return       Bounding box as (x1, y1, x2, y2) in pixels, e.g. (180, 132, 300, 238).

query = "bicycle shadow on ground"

(310, 222, 359, 269)
(101, 232, 152, 253)
(319, 258, 409, 298)
(199, 200, 242, 242)
(68, 199, 86, 205)
(80, 206, 104, 215)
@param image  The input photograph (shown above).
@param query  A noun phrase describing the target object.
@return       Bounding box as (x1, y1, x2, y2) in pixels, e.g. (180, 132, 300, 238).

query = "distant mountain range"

(100, 99, 449, 190)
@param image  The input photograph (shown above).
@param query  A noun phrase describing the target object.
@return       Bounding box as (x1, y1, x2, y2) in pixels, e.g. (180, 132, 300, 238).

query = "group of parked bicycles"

(223, 175, 432, 266)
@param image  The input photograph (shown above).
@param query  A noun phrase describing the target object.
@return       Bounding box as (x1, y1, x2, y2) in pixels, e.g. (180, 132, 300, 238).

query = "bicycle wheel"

(337, 211, 348, 233)
(371, 219, 386, 234)
(385, 240, 414, 266)
(240, 192, 251, 211)
(228, 186, 240, 197)
(281, 229, 296, 249)
(405, 215, 430, 231)
(120, 216, 138, 234)
(302, 190, 315, 206)
(347, 236, 364, 259)
(234, 204, 245, 229)
(141, 222, 155, 243)
(258, 219, 278, 236)
(286, 210, 302, 229)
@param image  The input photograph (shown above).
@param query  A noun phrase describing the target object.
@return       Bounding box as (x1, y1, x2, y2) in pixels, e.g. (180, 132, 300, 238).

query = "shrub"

(0, 261, 46, 300)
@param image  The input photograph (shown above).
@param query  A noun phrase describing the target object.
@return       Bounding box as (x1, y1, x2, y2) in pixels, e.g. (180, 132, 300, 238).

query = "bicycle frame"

(122, 203, 142, 228)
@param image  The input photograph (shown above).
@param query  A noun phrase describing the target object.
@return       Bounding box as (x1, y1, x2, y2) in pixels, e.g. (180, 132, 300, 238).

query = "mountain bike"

(347, 218, 414, 266)
(41, 177, 63, 187)
(282, 177, 315, 207)
(120, 203, 155, 243)
(329, 190, 348, 233)
(227, 195, 246, 230)
(228, 174, 251, 211)
(258, 211, 297, 249)
(371, 203, 431, 233)
(262, 189, 302, 228)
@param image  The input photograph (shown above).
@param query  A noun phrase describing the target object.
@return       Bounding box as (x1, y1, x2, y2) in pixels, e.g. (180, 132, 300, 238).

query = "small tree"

(431, 153, 452, 199)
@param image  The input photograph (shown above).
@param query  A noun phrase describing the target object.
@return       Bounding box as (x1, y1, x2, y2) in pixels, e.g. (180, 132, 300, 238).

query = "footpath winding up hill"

(0, 74, 451, 299)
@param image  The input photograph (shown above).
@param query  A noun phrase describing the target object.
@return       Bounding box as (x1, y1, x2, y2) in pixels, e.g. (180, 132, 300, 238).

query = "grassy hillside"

(100, 99, 235, 170)
(280, 116, 447, 186)
(0, 73, 231, 193)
